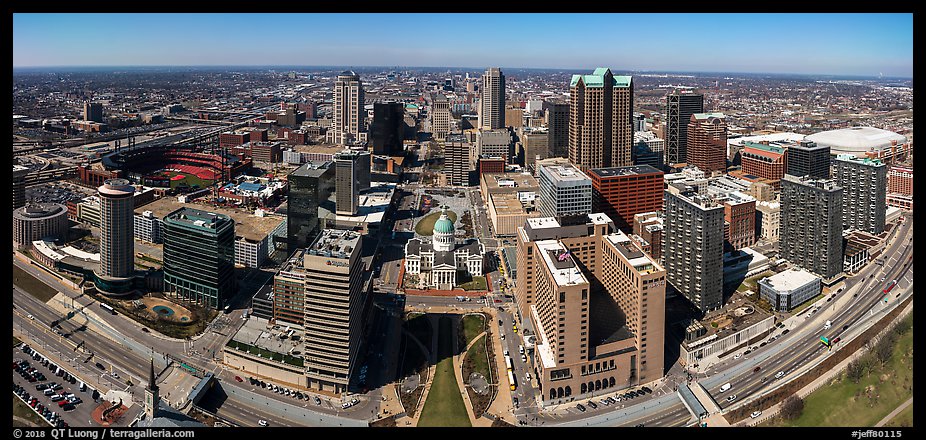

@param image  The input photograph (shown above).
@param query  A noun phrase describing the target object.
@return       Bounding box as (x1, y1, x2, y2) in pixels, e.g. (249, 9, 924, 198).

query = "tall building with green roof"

(569, 67, 634, 171)
(162, 207, 236, 310)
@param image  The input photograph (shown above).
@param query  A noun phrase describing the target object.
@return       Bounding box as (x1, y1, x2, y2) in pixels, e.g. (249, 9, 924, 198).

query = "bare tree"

(780, 395, 804, 420)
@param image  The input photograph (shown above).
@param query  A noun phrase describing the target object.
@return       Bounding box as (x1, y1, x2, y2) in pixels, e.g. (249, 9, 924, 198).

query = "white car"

(258, 420, 268, 427)
(751, 411, 762, 419)
(111, 372, 120, 379)
(775, 371, 785, 379)
(726, 394, 737, 402)
(733, 354, 742, 360)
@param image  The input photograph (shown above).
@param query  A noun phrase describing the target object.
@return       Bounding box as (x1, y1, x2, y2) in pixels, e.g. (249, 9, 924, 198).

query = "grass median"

(418, 316, 471, 427)
(14, 265, 59, 303)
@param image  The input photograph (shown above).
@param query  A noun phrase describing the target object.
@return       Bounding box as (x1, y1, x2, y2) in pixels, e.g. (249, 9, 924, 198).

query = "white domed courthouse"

(405, 206, 485, 290)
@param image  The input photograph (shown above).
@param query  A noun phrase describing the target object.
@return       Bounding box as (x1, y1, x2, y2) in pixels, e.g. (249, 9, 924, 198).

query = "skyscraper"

(664, 183, 724, 313)
(162, 207, 236, 310)
(665, 90, 704, 166)
(568, 68, 634, 171)
(546, 102, 569, 158)
(833, 155, 887, 234)
(588, 165, 664, 233)
(786, 140, 830, 179)
(370, 102, 405, 155)
(330, 71, 364, 145)
(445, 133, 471, 186)
(479, 68, 505, 130)
(686, 113, 727, 175)
(780, 175, 843, 279)
(301, 229, 372, 393)
(515, 214, 666, 402)
(431, 95, 452, 141)
(537, 162, 593, 219)
(333, 150, 371, 216)
(97, 179, 135, 279)
(288, 160, 335, 249)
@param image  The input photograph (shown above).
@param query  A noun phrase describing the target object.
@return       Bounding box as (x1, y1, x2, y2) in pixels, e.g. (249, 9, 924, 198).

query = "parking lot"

(13, 344, 102, 428)
(25, 181, 93, 205)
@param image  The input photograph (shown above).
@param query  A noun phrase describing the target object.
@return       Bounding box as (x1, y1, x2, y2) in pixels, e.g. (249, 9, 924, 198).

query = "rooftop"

(605, 230, 661, 273)
(290, 160, 333, 178)
(758, 268, 820, 292)
(540, 163, 591, 183)
(805, 126, 907, 154)
(536, 239, 587, 287)
(134, 196, 284, 242)
(481, 172, 539, 191)
(569, 68, 632, 88)
(692, 112, 726, 120)
(307, 228, 361, 260)
(164, 207, 232, 231)
(589, 165, 663, 178)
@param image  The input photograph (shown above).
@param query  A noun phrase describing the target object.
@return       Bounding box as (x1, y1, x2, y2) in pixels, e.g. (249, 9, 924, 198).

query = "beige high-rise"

(516, 214, 665, 404)
(331, 71, 364, 145)
(98, 179, 135, 278)
(569, 68, 634, 171)
(431, 94, 451, 141)
(479, 68, 505, 130)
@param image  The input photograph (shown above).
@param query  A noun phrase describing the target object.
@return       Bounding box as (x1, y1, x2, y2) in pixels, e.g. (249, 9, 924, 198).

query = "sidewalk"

(875, 397, 912, 427)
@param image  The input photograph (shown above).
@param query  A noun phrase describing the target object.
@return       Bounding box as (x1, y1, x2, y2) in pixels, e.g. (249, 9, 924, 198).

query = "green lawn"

(883, 402, 913, 427)
(13, 396, 50, 427)
(415, 210, 458, 236)
(418, 317, 471, 427)
(13, 265, 58, 303)
(769, 317, 913, 427)
(466, 334, 491, 383)
(736, 270, 775, 293)
(226, 339, 304, 367)
(459, 276, 487, 291)
(462, 314, 485, 347)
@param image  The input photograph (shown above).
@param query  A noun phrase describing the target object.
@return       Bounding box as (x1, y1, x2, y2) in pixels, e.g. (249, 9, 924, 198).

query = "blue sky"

(13, 13, 913, 77)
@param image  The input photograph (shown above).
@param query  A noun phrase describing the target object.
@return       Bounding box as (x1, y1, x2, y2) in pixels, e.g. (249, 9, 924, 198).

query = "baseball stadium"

(99, 144, 251, 189)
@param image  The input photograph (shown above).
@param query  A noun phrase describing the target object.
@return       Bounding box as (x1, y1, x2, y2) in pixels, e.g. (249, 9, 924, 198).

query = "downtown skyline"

(13, 13, 913, 78)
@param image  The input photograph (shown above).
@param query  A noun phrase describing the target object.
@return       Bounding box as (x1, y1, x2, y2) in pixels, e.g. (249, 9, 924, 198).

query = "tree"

(875, 336, 894, 366)
(780, 395, 805, 420)
(846, 360, 865, 384)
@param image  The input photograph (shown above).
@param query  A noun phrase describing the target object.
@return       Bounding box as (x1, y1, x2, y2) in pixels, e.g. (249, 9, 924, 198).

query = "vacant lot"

(13, 265, 58, 303)
(417, 317, 471, 427)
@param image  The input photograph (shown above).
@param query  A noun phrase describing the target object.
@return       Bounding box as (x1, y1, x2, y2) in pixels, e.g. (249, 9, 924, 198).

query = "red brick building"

(686, 113, 727, 175)
(589, 165, 664, 232)
(741, 142, 786, 188)
(219, 131, 250, 148)
(887, 165, 913, 210)
(478, 157, 506, 174)
(722, 193, 756, 251)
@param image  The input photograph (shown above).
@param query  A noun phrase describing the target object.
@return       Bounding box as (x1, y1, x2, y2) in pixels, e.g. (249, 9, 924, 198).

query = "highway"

(540, 213, 913, 426)
(704, 215, 914, 410)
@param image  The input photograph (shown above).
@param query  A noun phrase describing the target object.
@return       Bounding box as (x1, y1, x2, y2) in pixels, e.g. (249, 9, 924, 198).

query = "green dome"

(433, 215, 455, 234)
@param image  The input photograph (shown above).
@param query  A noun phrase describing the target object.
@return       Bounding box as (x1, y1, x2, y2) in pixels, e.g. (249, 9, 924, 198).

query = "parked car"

(576, 403, 586, 412)
(751, 411, 762, 419)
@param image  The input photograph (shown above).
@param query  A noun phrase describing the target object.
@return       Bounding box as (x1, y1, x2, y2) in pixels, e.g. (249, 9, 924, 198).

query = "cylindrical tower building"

(98, 178, 135, 278)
